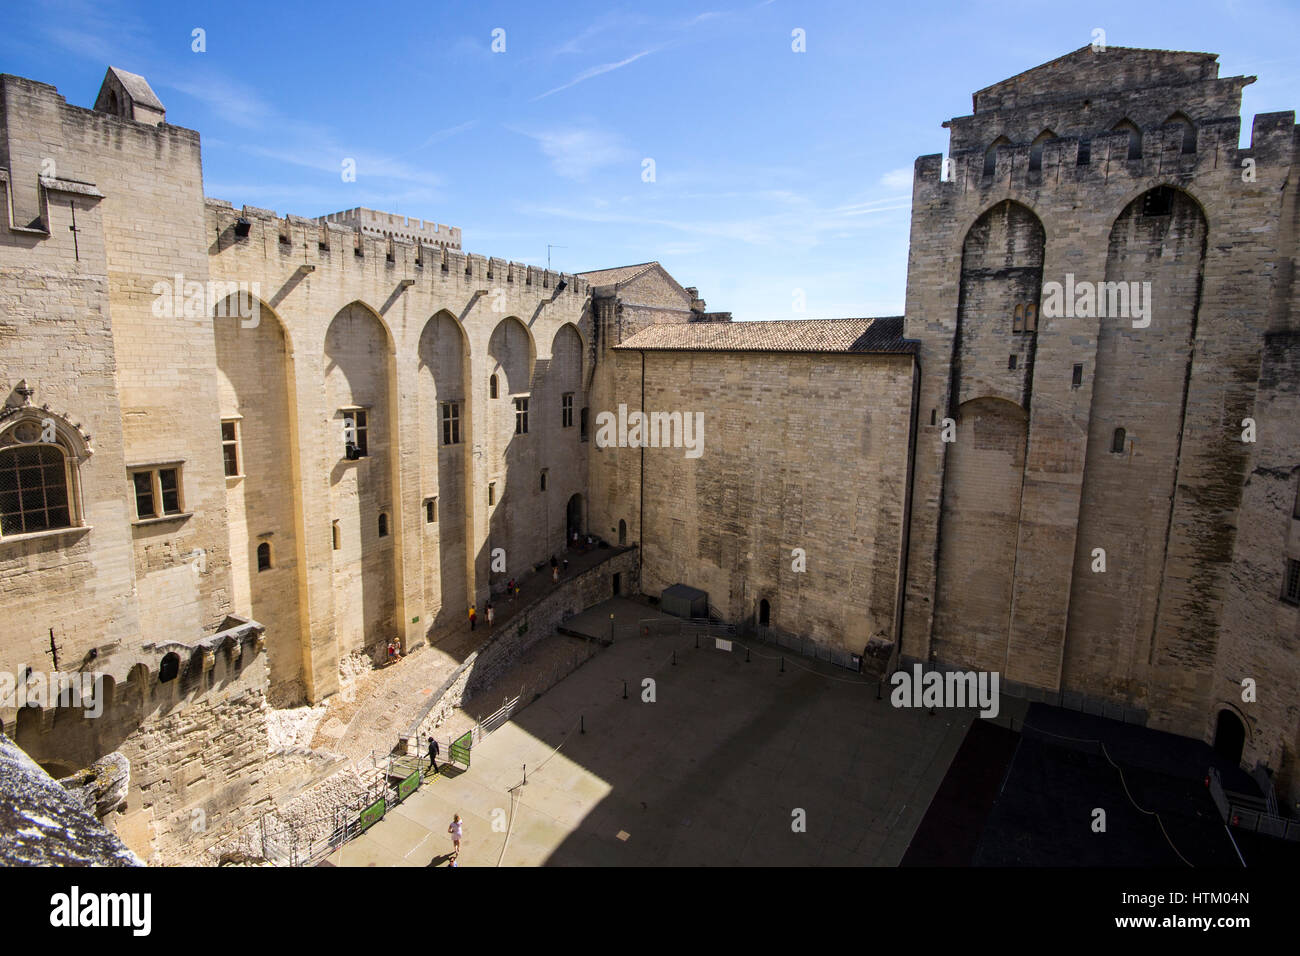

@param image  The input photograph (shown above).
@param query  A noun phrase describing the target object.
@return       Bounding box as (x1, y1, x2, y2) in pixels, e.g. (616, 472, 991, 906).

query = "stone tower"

(901, 47, 1300, 800)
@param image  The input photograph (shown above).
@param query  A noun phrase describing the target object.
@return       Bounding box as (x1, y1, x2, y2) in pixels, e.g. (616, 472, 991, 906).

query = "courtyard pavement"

(326, 603, 972, 866)
(308, 543, 628, 763)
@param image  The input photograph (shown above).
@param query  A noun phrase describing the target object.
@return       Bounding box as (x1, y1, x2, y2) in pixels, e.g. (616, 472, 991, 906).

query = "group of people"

(570, 530, 596, 551)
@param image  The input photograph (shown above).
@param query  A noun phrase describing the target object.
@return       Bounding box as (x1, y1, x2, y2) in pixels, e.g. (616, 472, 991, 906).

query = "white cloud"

(521, 127, 635, 180)
(879, 167, 914, 190)
(533, 48, 657, 101)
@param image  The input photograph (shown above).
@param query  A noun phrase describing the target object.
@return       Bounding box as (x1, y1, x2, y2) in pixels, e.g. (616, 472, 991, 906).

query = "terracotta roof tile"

(575, 262, 660, 285)
(615, 317, 914, 354)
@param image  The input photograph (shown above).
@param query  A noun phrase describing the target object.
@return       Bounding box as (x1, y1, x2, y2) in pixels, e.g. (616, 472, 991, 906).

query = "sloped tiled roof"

(106, 66, 165, 111)
(576, 262, 660, 285)
(616, 317, 914, 354)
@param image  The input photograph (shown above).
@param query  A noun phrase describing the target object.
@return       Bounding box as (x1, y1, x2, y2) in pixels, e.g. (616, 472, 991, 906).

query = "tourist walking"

(448, 814, 462, 857)
(427, 735, 439, 773)
(469, 604, 477, 631)
(486, 602, 494, 628)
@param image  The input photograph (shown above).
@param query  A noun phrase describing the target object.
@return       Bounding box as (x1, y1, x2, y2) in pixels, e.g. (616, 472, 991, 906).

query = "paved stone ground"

(327, 608, 972, 866)
(306, 544, 622, 765)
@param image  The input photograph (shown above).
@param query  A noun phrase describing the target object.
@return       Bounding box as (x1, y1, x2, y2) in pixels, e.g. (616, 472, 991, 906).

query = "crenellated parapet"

(205, 198, 589, 299)
(914, 110, 1296, 197)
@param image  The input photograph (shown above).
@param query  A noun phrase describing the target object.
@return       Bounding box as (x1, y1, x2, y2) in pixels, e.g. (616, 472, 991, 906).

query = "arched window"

(1028, 130, 1056, 174)
(257, 541, 272, 571)
(489, 375, 498, 400)
(618, 519, 627, 546)
(983, 136, 1011, 178)
(1112, 119, 1142, 160)
(1111, 427, 1126, 453)
(1165, 112, 1196, 155)
(332, 520, 341, 550)
(0, 444, 70, 535)
(378, 512, 389, 537)
(0, 411, 88, 538)
(159, 652, 180, 683)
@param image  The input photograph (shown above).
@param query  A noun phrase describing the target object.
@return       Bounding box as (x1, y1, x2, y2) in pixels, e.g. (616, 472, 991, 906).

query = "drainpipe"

(893, 351, 922, 669)
(639, 349, 646, 556)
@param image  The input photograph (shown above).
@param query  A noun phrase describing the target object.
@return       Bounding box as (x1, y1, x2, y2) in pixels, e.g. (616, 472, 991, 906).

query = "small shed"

(661, 584, 708, 620)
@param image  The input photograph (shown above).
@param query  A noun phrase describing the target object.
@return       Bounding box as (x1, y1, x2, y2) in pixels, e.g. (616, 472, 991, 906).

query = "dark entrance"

(566, 494, 582, 542)
(759, 599, 771, 627)
(612, 572, 621, 596)
(1213, 709, 1245, 766)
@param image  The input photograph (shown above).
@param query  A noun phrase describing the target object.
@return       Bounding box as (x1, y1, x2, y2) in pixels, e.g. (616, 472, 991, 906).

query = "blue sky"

(4, 0, 1297, 319)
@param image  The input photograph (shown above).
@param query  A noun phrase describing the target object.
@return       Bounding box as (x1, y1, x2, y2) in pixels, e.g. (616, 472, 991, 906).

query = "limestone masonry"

(1, 46, 1298, 862)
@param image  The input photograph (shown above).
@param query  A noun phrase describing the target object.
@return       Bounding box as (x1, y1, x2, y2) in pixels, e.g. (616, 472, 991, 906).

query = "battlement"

(913, 109, 1295, 193)
(316, 207, 461, 250)
(205, 199, 587, 297)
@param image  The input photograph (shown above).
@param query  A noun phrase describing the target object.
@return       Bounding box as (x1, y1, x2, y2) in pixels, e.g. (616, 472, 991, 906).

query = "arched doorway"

(759, 599, 771, 627)
(1214, 709, 1245, 766)
(566, 494, 583, 542)
(618, 519, 627, 546)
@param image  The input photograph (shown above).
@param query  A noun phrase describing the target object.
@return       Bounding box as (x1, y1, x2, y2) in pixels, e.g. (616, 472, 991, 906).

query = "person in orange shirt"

(468, 604, 477, 630)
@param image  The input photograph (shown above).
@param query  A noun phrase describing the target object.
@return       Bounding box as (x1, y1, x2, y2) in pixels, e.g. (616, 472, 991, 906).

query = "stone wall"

(606, 349, 916, 658)
(900, 46, 1300, 801)
(205, 202, 592, 704)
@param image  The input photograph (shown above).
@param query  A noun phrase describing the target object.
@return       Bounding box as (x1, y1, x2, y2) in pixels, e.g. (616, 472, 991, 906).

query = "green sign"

(398, 769, 420, 802)
(359, 797, 386, 832)
(450, 730, 473, 769)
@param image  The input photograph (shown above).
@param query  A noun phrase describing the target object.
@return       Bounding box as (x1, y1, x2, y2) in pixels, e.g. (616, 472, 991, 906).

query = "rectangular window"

(132, 471, 154, 519)
(426, 497, 437, 523)
(159, 468, 180, 514)
(1008, 354, 1017, 371)
(514, 397, 529, 435)
(342, 409, 368, 458)
(562, 393, 574, 428)
(440, 402, 461, 446)
(580, 407, 589, 442)
(130, 466, 183, 520)
(1072, 364, 1083, 388)
(1285, 559, 1300, 605)
(488, 482, 496, 506)
(221, 419, 241, 477)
